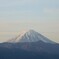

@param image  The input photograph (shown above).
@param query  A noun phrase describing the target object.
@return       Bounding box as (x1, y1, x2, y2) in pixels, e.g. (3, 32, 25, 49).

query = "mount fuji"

(0, 30, 59, 59)
(7, 30, 55, 43)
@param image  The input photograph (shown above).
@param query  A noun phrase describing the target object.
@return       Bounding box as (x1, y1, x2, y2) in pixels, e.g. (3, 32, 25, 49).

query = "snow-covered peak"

(7, 29, 55, 44)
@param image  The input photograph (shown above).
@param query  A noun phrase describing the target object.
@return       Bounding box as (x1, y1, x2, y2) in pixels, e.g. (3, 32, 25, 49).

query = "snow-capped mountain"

(0, 30, 59, 59)
(7, 30, 55, 44)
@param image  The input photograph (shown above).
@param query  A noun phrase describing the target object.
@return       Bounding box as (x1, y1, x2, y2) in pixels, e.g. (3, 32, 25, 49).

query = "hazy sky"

(0, 0, 59, 43)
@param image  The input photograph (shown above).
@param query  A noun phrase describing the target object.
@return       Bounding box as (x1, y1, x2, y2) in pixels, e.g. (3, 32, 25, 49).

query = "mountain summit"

(8, 30, 55, 44)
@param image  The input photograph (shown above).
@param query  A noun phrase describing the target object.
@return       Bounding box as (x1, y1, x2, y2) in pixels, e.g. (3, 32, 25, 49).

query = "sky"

(0, 0, 59, 43)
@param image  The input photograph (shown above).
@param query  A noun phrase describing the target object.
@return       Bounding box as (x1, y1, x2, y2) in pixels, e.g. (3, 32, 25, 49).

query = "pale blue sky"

(0, 0, 59, 21)
(0, 0, 59, 43)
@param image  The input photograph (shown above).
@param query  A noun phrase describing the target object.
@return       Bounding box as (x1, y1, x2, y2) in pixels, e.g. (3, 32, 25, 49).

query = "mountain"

(7, 30, 55, 43)
(0, 29, 59, 59)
